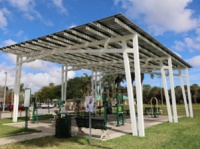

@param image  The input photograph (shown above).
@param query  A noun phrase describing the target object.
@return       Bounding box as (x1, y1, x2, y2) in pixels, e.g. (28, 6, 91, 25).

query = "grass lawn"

(0, 105, 200, 149)
(0, 115, 53, 138)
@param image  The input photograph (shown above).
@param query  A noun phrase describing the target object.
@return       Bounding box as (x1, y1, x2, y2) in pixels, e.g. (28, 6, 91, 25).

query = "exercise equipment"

(150, 97, 160, 118)
(57, 100, 65, 118)
(115, 88, 124, 126)
(31, 96, 38, 123)
(102, 87, 125, 127)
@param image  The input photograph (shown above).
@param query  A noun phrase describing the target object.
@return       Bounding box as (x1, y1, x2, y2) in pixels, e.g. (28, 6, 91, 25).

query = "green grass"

(143, 104, 200, 116)
(1, 105, 200, 149)
(98, 104, 200, 116)
(0, 125, 39, 138)
(0, 114, 53, 138)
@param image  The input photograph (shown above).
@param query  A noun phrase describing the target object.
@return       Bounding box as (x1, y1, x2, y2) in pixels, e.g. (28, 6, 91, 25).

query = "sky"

(0, 0, 200, 93)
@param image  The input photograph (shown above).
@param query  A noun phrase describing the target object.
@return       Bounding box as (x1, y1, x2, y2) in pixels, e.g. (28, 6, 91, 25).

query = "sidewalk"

(0, 121, 55, 145)
(0, 115, 169, 145)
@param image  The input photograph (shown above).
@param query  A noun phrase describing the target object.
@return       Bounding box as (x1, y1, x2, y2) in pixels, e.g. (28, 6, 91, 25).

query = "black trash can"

(55, 115, 71, 138)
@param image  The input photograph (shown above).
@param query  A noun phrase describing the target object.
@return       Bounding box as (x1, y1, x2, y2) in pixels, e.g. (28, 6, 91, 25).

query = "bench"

(144, 107, 160, 117)
(75, 117, 109, 139)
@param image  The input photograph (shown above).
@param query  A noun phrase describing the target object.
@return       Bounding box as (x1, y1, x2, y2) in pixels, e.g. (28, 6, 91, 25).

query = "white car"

(41, 103, 54, 109)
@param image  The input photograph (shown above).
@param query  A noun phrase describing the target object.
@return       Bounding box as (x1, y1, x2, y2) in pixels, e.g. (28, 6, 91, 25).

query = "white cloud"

(8, 0, 35, 12)
(68, 24, 76, 29)
(52, 0, 67, 14)
(0, 39, 17, 48)
(114, 0, 199, 35)
(173, 41, 185, 51)
(21, 68, 75, 92)
(7, 0, 53, 26)
(24, 13, 34, 21)
(188, 55, 200, 67)
(173, 28, 200, 52)
(0, 8, 11, 30)
(0, 53, 75, 92)
(3, 39, 16, 46)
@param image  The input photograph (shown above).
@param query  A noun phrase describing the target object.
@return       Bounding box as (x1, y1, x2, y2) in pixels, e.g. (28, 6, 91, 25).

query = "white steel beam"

(179, 70, 189, 117)
(133, 34, 145, 137)
(95, 71, 97, 98)
(46, 37, 69, 46)
(168, 57, 178, 123)
(64, 66, 68, 101)
(122, 41, 138, 136)
(21, 34, 134, 63)
(161, 67, 173, 122)
(61, 65, 64, 101)
(86, 26, 109, 39)
(115, 18, 187, 68)
(91, 71, 94, 97)
(13, 56, 22, 122)
(61, 65, 68, 101)
(185, 68, 193, 117)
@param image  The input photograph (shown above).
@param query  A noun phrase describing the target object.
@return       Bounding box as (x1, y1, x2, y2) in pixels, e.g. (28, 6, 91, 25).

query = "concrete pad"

(0, 115, 169, 145)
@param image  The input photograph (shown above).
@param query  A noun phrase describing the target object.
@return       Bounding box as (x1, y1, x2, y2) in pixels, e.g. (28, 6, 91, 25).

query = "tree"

(148, 86, 160, 101)
(175, 86, 183, 104)
(101, 74, 116, 99)
(115, 74, 125, 88)
(143, 84, 151, 104)
(81, 74, 92, 96)
(191, 84, 199, 103)
(67, 77, 84, 99)
(34, 82, 57, 102)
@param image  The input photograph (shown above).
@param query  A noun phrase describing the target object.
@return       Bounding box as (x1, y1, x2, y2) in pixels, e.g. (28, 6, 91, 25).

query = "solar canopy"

(0, 14, 193, 137)
(0, 14, 191, 73)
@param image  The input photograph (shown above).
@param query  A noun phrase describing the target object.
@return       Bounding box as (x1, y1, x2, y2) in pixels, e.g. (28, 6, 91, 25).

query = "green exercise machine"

(102, 87, 125, 127)
(150, 97, 160, 118)
(31, 96, 38, 123)
(115, 88, 124, 126)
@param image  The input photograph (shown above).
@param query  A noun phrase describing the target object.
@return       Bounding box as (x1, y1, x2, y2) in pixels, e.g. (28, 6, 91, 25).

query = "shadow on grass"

(0, 125, 41, 138)
(17, 136, 112, 149)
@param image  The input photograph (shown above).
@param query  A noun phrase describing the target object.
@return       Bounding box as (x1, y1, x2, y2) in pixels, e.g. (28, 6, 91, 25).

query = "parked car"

(41, 103, 54, 109)
(8, 105, 25, 111)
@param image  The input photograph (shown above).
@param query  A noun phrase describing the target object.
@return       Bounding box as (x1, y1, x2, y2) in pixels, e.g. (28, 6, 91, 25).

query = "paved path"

(0, 115, 169, 145)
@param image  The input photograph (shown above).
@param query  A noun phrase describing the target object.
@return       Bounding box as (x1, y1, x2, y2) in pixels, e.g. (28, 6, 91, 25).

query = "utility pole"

(3, 72, 7, 112)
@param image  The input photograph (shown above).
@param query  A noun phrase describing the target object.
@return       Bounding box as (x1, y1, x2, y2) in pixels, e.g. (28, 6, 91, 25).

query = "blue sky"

(0, 0, 200, 92)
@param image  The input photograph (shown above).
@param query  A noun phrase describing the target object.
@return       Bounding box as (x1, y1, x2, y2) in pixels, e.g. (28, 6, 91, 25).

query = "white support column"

(133, 34, 145, 137)
(185, 68, 193, 117)
(95, 71, 97, 98)
(64, 66, 68, 101)
(122, 40, 138, 136)
(100, 74, 102, 106)
(91, 71, 94, 97)
(161, 67, 173, 122)
(61, 65, 64, 101)
(13, 56, 22, 122)
(168, 57, 178, 123)
(179, 70, 189, 117)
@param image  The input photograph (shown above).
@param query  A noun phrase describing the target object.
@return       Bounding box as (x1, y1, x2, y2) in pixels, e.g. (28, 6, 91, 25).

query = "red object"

(9, 105, 25, 111)
(9, 105, 13, 111)
(18, 105, 25, 111)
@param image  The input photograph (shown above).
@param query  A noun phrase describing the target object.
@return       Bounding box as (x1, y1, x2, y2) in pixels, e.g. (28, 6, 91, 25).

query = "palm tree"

(82, 73, 92, 96)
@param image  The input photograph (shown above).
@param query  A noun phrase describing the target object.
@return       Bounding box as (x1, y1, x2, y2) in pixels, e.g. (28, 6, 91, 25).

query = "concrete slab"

(0, 115, 169, 145)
